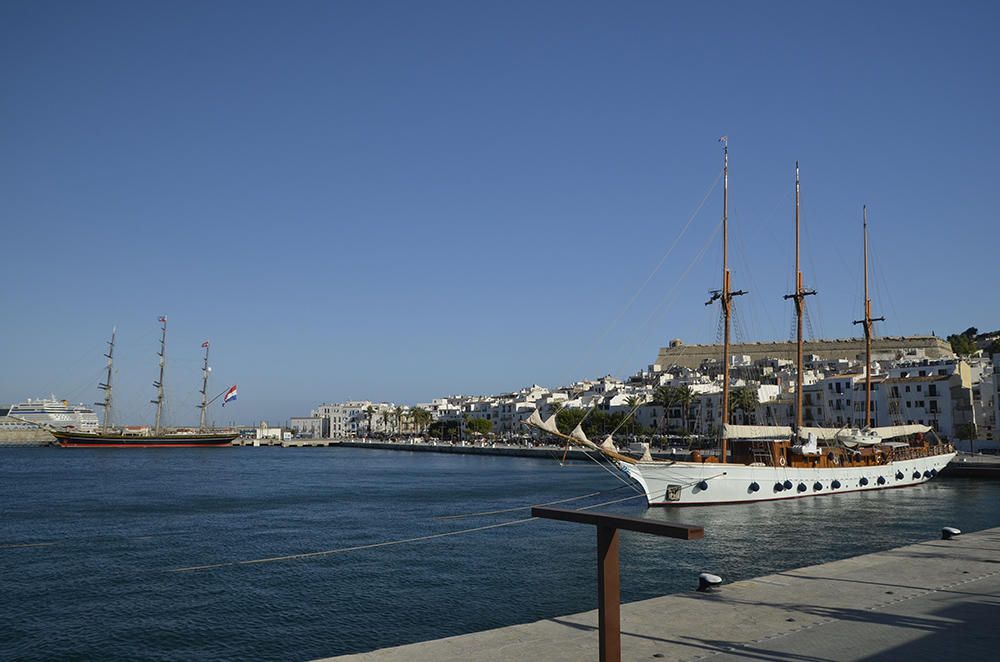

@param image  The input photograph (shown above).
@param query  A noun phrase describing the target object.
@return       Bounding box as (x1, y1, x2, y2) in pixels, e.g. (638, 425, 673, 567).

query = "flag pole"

(207, 386, 234, 408)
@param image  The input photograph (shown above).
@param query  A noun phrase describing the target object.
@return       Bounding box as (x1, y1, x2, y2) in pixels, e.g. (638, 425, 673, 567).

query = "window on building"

(916, 385, 922, 392)
(905, 386, 911, 392)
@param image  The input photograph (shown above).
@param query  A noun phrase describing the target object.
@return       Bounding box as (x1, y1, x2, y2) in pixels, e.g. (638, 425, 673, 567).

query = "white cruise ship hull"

(619, 452, 957, 506)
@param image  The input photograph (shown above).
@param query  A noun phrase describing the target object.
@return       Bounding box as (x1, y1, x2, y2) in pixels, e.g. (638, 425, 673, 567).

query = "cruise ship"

(2, 398, 100, 431)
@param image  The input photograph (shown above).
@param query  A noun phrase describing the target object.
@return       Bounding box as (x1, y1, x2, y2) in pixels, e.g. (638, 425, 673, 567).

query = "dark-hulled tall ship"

(52, 318, 239, 448)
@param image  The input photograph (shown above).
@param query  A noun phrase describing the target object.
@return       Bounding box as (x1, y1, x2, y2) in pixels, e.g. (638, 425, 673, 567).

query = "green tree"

(429, 420, 460, 440)
(555, 408, 587, 436)
(393, 406, 404, 434)
(623, 395, 643, 434)
(948, 333, 977, 356)
(730, 387, 759, 425)
(466, 418, 492, 435)
(675, 385, 695, 433)
(365, 405, 375, 437)
(654, 386, 681, 432)
(410, 407, 432, 435)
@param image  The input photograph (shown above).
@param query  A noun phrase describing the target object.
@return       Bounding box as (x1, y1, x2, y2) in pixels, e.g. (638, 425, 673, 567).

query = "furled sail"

(639, 443, 653, 462)
(540, 414, 561, 435)
(600, 435, 616, 451)
(722, 424, 792, 439)
(525, 409, 562, 435)
(570, 424, 591, 445)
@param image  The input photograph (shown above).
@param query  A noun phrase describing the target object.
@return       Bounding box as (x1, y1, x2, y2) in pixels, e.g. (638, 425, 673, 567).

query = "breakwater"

(0, 428, 54, 445)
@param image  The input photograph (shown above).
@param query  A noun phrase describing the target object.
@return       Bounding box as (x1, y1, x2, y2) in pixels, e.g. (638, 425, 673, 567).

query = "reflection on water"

(1, 447, 997, 661)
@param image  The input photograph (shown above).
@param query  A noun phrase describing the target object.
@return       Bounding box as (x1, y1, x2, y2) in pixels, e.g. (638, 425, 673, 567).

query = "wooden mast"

(199, 341, 210, 431)
(707, 137, 745, 461)
(152, 316, 167, 434)
(96, 327, 116, 432)
(853, 207, 884, 428)
(784, 163, 815, 434)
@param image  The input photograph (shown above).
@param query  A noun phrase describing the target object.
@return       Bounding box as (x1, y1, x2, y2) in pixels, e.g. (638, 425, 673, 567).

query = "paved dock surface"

(322, 526, 1000, 661)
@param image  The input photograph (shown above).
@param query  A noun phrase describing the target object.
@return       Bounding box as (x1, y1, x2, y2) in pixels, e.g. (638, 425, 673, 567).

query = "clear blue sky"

(2, 1, 997, 425)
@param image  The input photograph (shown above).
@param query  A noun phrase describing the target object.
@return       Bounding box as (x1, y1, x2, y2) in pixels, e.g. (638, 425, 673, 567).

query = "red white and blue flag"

(223, 385, 238, 406)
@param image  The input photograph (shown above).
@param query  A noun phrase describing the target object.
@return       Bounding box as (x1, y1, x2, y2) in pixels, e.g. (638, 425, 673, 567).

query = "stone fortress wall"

(655, 335, 954, 370)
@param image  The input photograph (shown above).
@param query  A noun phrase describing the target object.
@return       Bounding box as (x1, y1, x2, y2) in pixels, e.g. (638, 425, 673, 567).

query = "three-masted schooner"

(51, 317, 239, 448)
(527, 141, 955, 505)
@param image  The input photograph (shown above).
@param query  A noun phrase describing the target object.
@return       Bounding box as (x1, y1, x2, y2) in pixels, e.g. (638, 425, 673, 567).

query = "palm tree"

(675, 385, 694, 434)
(411, 407, 431, 435)
(623, 395, 642, 435)
(394, 406, 404, 435)
(365, 405, 375, 437)
(379, 410, 392, 436)
(654, 386, 680, 432)
(730, 386, 758, 425)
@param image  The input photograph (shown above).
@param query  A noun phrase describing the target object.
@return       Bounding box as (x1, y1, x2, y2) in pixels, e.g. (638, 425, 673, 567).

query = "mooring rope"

(434, 488, 624, 520)
(168, 517, 539, 573)
(168, 488, 653, 573)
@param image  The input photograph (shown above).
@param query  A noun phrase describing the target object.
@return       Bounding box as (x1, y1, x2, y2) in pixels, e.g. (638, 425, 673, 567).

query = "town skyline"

(3, 2, 998, 424)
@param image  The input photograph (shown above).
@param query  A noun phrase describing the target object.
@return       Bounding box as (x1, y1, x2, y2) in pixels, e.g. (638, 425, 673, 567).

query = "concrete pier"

(322, 526, 1000, 661)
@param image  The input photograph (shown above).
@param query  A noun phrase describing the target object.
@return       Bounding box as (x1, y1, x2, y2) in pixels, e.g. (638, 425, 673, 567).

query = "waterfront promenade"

(322, 439, 1000, 476)
(323, 525, 1000, 661)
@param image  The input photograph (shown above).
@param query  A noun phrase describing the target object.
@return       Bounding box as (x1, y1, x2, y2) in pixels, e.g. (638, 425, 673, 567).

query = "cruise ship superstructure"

(3, 398, 100, 431)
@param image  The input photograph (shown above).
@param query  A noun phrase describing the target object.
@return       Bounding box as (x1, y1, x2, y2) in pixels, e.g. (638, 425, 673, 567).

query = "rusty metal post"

(532, 507, 703, 662)
(597, 525, 621, 662)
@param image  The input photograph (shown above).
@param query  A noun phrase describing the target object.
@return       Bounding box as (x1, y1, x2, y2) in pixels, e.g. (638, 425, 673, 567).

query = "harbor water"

(3, 447, 999, 661)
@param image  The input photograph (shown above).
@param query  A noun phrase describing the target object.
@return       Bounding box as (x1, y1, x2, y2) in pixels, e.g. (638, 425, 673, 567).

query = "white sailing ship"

(527, 141, 955, 505)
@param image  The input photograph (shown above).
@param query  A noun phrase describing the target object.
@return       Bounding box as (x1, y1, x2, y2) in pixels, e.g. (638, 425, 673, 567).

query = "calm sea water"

(2, 447, 998, 661)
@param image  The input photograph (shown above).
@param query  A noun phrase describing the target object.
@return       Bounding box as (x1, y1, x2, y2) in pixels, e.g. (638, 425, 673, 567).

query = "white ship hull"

(619, 452, 956, 506)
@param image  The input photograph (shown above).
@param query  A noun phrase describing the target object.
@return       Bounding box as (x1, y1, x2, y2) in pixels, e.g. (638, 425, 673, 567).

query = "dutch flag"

(223, 385, 238, 406)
